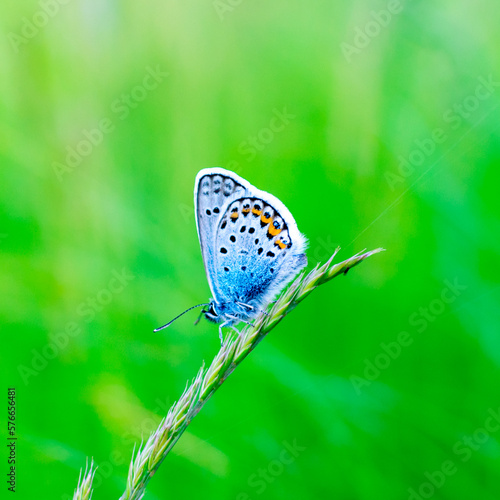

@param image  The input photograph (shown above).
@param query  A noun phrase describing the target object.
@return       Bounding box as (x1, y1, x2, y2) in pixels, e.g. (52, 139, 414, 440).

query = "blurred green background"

(2, 0, 500, 499)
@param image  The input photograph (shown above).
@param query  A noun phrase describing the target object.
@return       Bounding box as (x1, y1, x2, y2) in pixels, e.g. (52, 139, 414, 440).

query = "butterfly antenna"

(154, 303, 209, 332)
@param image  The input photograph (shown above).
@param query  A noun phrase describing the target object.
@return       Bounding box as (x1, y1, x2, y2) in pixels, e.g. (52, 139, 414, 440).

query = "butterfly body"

(194, 168, 308, 339)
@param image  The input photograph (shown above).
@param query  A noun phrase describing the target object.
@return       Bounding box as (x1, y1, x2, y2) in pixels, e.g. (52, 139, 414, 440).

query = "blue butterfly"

(156, 168, 307, 343)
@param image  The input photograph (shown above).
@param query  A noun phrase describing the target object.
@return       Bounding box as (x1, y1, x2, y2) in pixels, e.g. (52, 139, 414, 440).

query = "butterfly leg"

(219, 321, 233, 347)
(236, 301, 271, 318)
(222, 315, 253, 339)
(218, 323, 226, 345)
(236, 301, 254, 310)
(229, 325, 242, 337)
(227, 314, 252, 328)
(219, 321, 242, 345)
(260, 309, 271, 317)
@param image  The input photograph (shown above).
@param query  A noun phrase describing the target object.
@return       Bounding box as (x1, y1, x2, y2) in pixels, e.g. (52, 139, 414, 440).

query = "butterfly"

(155, 168, 308, 343)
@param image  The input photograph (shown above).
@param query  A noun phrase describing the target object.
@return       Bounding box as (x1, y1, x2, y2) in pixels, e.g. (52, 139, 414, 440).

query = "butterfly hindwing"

(214, 196, 307, 312)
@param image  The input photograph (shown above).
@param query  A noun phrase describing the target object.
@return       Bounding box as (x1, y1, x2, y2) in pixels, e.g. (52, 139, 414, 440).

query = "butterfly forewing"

(195, 171, 247, 295)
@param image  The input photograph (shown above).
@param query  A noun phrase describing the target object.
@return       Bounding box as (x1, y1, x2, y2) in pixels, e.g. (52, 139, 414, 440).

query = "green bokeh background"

(2, 1, 500, 499)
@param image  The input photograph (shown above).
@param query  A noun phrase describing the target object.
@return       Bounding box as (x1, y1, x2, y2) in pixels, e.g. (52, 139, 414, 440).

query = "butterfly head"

(203, 299, 221, 323)
(202, 299, 254, 325)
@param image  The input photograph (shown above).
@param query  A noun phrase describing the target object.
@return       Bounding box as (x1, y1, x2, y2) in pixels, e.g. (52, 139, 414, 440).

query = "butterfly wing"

(194, 168, 249, 298)
(213, 186, 307, 314)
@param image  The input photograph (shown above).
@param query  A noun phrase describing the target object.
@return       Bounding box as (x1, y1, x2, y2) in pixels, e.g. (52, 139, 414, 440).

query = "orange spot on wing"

(261, 213, 272, 224)
(252, 208, 263, 216)
(275, 239, 287, 249)
(268, 225, 282, 236)
(230, 212, 239, 220)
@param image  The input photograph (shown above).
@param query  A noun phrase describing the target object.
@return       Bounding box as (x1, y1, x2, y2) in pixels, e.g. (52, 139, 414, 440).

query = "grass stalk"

(72, 247, 383, 499)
